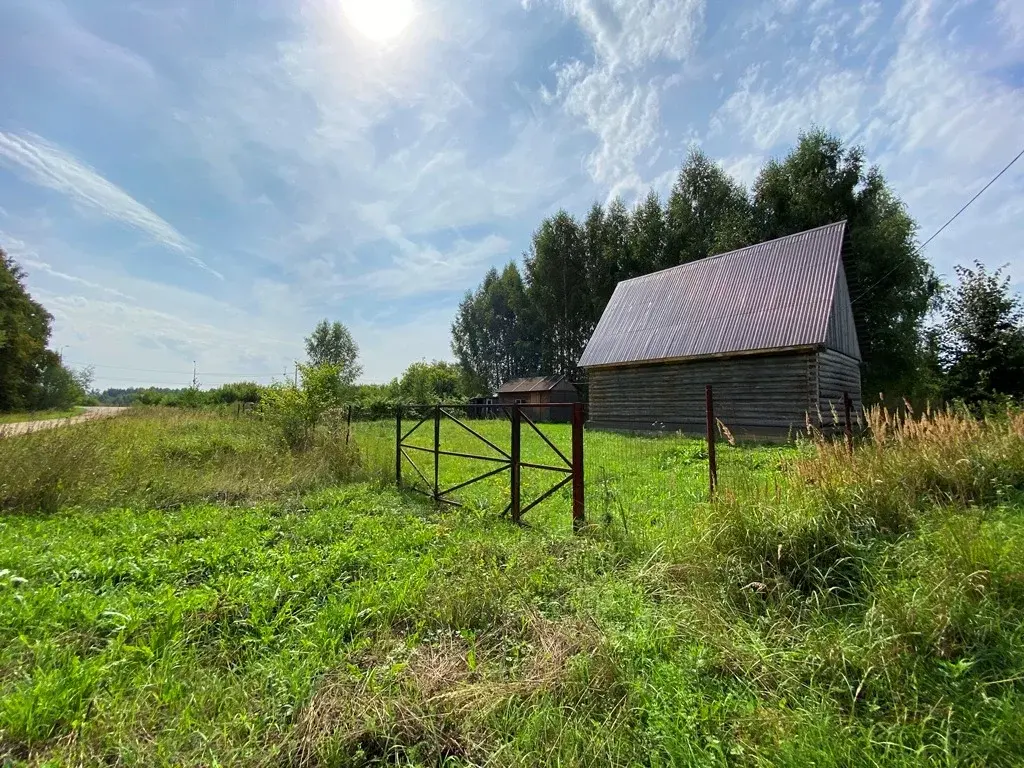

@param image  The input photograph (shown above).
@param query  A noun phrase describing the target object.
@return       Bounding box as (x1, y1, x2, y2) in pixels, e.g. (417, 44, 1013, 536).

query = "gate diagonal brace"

(440, 408, 511, 459)
(520, 409, 572, 468)
(438, 463, 510, 497)
(400, 447, 432, 490)
(519, 474, 573, 518)
(401, 412, 432, 442)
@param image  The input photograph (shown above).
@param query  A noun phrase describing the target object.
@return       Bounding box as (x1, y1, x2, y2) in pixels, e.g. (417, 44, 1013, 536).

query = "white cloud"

(551, 64, 662, 195)
(351, 234, 512, 299)
(712, 69, 866, 151)
(561, 0, 705, 68)
(0, 132, 221, 278)
(536, 0, 705, 196)
(854, 1, 883, 37)
(997, 0, 1024, 43)
(871, 0, 1024, 280)
(709, 0, 1024, 284)
(23, 259, 135, 302)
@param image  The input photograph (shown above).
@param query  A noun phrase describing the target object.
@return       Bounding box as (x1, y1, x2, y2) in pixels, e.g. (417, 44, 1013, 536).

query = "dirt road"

(0, 407, 127, 438)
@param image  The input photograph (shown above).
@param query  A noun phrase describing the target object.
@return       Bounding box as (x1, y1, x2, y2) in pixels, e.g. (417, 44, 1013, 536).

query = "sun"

(341, 0, 415, 43)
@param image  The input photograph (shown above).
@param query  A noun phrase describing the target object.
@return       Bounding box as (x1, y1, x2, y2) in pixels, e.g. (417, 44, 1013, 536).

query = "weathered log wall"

(587, 351, 817, 438)
(588, 348, 863, 438)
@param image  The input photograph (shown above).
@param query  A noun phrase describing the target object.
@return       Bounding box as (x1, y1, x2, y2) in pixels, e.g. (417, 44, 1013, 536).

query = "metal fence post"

(843, 391, 854, 454)
(433, 404, 441, 501)
(706, 384, 717, 499)
(395, 406, 402, 487)
(346, 404, 353, 445)
(510, 404, 521, 524)
(572, 401, 585, 532)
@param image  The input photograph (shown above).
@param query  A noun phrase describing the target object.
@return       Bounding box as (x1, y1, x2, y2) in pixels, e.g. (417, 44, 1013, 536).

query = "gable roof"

(498, 375, 577, 394)
(578, 221, 859, 369)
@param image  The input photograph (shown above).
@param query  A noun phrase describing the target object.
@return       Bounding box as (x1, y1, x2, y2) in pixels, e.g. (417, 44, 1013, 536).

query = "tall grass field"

(2, 406, 1024, 766)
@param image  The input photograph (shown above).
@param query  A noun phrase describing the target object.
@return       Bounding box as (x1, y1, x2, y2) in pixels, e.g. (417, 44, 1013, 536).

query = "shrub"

(260, 364, 347, 450)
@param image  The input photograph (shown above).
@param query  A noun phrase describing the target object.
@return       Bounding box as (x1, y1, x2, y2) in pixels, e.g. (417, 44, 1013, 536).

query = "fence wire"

(334, 399, 845, 533)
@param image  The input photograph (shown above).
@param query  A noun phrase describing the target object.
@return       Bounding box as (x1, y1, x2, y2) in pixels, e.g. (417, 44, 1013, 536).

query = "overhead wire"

(851, 145, 1024, 305)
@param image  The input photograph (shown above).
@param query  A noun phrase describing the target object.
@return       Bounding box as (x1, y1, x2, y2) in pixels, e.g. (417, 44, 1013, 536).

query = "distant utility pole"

(192, 361, 200, 390)
(294, 361, 299, 387)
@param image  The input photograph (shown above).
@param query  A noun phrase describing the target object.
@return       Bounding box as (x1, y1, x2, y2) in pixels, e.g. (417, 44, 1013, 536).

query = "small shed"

(498, 376, 579, 422)
(578, 221, 861, 438)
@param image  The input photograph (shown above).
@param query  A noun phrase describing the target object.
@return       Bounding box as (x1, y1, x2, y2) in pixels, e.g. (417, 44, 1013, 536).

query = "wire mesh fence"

(392, 403, 578, 528)
(330, 392, 858, 533)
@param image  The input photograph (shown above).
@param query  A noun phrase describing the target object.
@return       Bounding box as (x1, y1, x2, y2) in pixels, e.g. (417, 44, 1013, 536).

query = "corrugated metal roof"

(498, 375, 576, 394)
(578, 221, 850, 369)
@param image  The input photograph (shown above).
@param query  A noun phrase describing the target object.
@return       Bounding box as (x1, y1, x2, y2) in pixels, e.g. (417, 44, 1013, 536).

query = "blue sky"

(1, 0, 1021, 390)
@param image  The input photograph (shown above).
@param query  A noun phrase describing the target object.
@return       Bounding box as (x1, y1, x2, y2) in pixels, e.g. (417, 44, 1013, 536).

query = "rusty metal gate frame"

(396, 403, 585, 528)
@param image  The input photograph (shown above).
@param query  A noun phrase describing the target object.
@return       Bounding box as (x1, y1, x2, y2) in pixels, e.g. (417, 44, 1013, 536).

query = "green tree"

(666, 148, 752, 266)
(32, 355, 92, 410)
(305, 320, 362, 386)
(628, 191, 667, 277)
(596, 198, 631, 309)
(940, 262, 1024, 404)
(451, 262, 537, 393)
(525, 211, 591, 378)
(751, 130, 940, 398)
(0, 248, 52, 411)
(399, 360, 464, 403)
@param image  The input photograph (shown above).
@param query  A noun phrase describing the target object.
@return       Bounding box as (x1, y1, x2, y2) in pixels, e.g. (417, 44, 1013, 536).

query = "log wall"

(587, 351, 818, 438)
(588, 348, 863, 438)
(814, 348, 863, 428)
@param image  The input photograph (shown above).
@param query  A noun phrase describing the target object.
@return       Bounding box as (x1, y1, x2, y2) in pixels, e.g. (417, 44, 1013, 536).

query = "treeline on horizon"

(93, 359, 468, 414)
(451, 129, 941, 401)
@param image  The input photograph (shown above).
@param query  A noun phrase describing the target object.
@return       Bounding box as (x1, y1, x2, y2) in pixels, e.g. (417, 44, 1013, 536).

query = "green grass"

(0, 407, 84, 425)
(2, 407, 1024, 765)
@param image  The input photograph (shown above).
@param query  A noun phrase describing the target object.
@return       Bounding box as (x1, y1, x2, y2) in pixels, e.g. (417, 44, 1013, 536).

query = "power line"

(851, 144, 1024, 305)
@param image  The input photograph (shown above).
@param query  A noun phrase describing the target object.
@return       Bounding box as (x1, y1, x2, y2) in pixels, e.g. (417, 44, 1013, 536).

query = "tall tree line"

(452, 130, 940, 399)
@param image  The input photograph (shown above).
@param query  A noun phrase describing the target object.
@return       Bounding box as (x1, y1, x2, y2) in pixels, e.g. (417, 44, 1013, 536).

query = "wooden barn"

(578, 221, 861, 438)
(498, 376, 579, 422)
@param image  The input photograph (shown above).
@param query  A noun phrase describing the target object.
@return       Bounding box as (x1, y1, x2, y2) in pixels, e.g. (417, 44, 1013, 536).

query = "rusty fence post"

(433, 404, 441, 501)
(510, 404, 521, 524)
(843, 391, 854, 455)
(395, 406, 402, 488)
(572, 401, 585, 532)
(346, 404, 353, 445)
(706, 384, 717, 499)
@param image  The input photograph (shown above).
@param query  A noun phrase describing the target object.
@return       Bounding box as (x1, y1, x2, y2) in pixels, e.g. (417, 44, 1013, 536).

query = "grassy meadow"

(2, 406, 1024, 766)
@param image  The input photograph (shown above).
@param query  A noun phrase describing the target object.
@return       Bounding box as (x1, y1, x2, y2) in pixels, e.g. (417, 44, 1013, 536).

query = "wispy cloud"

(560, 0, 705, 68)
(711, 68, 866, 151)
(351, 233, 512, 299)
(1, 228, 133, 300)
(0, 131, 221, 278)
(535, 0, 705, 198)
(709, 0, 1024, 282)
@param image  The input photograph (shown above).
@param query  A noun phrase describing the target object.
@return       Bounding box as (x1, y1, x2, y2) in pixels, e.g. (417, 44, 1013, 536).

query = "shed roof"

(578, 221, 857, 369)
(498, 375, 576, 394)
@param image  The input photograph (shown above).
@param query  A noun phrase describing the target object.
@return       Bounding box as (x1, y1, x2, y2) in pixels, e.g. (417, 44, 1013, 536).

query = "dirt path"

(0, 407, 127, 438)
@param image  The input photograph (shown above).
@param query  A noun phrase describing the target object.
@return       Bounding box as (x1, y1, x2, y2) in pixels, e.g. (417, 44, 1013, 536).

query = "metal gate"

(396, 403, 585, 529)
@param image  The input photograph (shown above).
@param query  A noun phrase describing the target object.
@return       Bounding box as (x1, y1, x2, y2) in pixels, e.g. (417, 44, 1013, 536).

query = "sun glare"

(341, 0, 415, 43)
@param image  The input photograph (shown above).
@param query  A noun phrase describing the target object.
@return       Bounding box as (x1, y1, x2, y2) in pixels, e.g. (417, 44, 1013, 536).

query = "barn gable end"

(825, 264, 861, 361)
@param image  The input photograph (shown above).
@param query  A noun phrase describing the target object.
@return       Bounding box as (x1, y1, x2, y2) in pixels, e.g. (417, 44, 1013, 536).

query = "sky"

(0, 0, 1022, 390)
